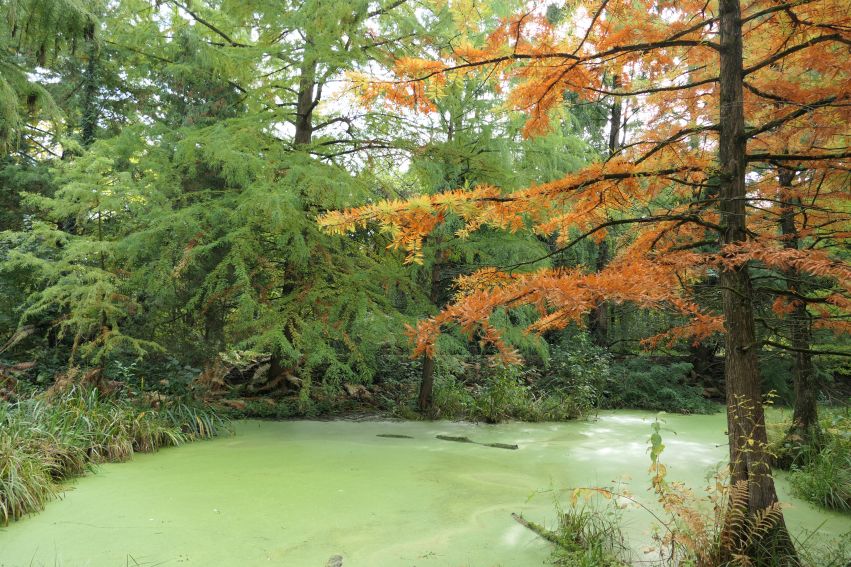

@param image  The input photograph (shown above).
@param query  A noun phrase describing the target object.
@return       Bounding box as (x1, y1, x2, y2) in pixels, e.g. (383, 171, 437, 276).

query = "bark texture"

(717, 0, 796, 562)
(778, 168, 821, 456)
(589, 74, 622, 347)
(80, 22, 99, 147)
(294, 39, 317, 146)
(417, 249, 444, 412)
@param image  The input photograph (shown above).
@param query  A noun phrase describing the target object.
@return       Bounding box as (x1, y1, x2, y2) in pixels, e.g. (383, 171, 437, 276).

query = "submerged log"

(436, 435, 475, 443)
(376, 434, 414, 439)
(483, 442, 519, 450)
(436, 435, 518, 450)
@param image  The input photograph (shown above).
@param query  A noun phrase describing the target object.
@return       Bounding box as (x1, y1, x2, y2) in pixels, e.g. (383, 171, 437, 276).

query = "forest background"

(4, 0, 846, 419)
(1, 0, 849, 557)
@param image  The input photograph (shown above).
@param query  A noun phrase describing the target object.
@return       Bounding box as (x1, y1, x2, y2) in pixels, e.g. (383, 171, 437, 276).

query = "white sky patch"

(27, 67, 62, 84)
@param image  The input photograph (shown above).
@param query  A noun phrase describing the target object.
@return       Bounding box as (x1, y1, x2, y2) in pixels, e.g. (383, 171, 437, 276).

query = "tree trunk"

(778, 168, 821, 456)
(417, 248, 443, 412)
(267, 40, 318, 377)
(589, 239, 609, 346)
(294, 39, 317, 146)
(589, 74, 621, 347)
(417, 354, 436, 411)
(717, 0, 796, 562)
(80, 22, 99, 147)
(606, 75, 622, 156)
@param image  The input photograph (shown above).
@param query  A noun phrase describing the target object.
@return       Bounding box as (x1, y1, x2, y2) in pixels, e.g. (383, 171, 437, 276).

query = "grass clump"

(0, 387, 228, 525)
(0, 424, 59, 524)
(550, 500, 630, 567)
(788, 411, 851, 512)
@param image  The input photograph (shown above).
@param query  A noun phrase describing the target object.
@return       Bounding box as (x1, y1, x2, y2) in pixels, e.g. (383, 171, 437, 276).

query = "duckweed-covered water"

(1, 411, 848, 566)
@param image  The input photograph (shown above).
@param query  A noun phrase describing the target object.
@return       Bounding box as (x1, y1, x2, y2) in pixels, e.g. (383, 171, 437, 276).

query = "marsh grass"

(768, 408, 851, 512)
(0, 388, 228, 525)
(789, 438, 851, 512)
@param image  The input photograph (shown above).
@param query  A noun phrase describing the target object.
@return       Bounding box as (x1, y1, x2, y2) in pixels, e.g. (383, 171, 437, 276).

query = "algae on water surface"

(0, 412, 848, 566)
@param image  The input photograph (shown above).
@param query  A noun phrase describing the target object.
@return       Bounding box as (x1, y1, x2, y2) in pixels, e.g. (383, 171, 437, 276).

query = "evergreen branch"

(740, 0, 817, 25)
(635, 124, 719, 164)
(168, 0, 249, 48)
(747, 152, 851, 162)
(500, 214, 721, 272)
(367, 0, 408, 18)
(762, 341, 851, 357)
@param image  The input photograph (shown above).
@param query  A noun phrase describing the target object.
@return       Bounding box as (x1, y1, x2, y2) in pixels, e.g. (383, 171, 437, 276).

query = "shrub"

(540, 333, 610, 414)
(432, 375, 475, 418)
(602, 358, 716, 414)
(473, 369, 532, 423)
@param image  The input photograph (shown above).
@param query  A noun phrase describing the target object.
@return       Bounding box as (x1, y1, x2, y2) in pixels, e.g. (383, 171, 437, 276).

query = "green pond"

(1, 411, 849, 566)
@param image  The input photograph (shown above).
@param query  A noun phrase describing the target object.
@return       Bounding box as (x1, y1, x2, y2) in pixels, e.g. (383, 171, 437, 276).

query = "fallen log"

(511, 513, 565, 548)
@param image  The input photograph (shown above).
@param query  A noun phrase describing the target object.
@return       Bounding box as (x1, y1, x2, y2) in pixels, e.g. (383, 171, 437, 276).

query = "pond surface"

(1, 411, 848, 566)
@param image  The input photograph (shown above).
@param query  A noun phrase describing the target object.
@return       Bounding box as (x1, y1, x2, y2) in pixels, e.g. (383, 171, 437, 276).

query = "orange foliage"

(324, 0, 850, 359)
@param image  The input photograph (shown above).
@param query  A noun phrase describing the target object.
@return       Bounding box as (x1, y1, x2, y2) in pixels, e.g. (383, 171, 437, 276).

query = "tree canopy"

(1, 1, 849, 562)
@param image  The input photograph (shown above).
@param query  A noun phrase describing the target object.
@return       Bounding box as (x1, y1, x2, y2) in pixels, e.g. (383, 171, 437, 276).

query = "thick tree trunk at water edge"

(717, 0, 797, 562)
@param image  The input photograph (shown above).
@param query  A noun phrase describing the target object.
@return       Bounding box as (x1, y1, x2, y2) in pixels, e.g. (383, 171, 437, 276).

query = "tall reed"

(0, 388, 228, 525)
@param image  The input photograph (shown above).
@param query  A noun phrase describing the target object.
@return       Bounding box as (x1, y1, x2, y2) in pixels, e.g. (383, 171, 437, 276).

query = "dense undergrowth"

(218, 337, 720, 423)
(0, 387, 228, 525)
(425, 337, 718, 420)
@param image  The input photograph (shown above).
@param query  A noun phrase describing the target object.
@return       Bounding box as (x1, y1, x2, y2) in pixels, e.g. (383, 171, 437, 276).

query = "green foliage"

(429, 365, 589, 423)
(426, 331, 608, 422)
(473, 368, 532, 423)
(430, 377, 472, 417)
(0, 0, 97, 153)
(602, 358, 717, 414)
(759, 355, 796, 406)
(541, 332, 611, 412)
